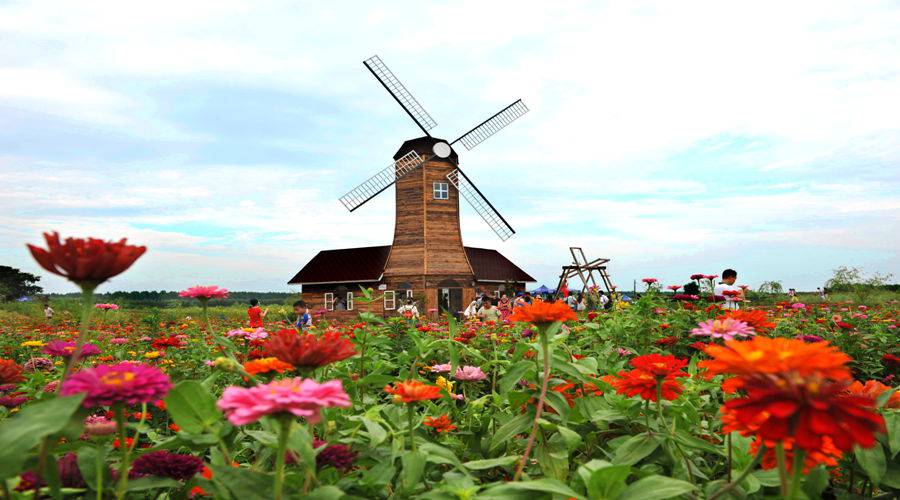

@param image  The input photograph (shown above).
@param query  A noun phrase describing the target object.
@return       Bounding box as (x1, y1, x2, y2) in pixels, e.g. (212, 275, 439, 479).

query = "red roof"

(288, 245, 534, 284)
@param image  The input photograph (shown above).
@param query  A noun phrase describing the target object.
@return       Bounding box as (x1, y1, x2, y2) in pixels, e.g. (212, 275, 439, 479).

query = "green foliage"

(0, 265, 42, 302)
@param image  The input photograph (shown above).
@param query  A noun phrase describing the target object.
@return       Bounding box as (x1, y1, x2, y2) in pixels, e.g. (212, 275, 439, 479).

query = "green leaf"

(304, 485, 346, 499)
(125, 476, 182, 491)
(489, 413, 532, 452)
(210, 465, 273, 500)
(482, 478, 585, 500)
(612, 434, 660, 466)
(752, 469, 781, 487)
(882, 461, 900, 489)
(618, 475, 696, 500)
(587, 464, 631, 499)
(542, 391, 571, 420)
(498, 361, 533, 395)
(886, 412, 900, 458)
(557, 426, 582, 452)
(463, 455, 520, 471)
(855, 444, 886, 486)
(164, 380, 223, 434)
(361, 417, 387, 447)
(77, 446, 108, 492)
(802, 466, 830, 498)
(401, 451, 427, 492)
(0, 394, 84, 479)
(419, 443, 464, 469)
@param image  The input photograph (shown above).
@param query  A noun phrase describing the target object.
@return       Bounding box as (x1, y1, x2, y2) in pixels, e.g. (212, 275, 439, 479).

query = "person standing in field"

(477, 298, 501, 322)
(44, 302, 54, 323)
(247, 298, 267, 328)
(497, 294, 512, 320)
(713, 269, 744, 310)
(293, 300, 311, 331)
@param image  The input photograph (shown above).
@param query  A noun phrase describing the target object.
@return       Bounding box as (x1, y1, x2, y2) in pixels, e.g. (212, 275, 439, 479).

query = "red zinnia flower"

(384, 380, 442, 403)
(0, 359, 24, 384)
(423, 414, 457, 433)
(27, 232, 146, 286)
(610, 369, 685, 402)
(724, 376, 884, 452)
(630, 353, 688, 377)
(752, 436, 843, 474)
(264, 330, 356, 369)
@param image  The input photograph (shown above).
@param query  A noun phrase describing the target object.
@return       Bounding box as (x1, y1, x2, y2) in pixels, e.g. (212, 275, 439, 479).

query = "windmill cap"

(393, 136, 458, 162)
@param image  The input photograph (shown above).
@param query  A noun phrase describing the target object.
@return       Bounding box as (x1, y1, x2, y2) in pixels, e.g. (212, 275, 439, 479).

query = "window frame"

(384, 290, 396, 310)
(405, 290, 414, 300)
(346, 292, 354, 311)
(324, 292, 334, 311)
(433, 181, 449, 200)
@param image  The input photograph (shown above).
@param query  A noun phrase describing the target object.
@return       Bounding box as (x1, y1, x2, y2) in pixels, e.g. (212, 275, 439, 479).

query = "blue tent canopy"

(531, 285, 555, 294)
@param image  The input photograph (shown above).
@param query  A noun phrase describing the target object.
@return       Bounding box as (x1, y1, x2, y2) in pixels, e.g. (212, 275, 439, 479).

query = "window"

(493, 290, 501, 299)
(384, 291, 396, 310)
(433, 182, 449, 200)
(324, 293, 334, 311)
(405, 289, 414, 300)
(346, 292, 354, 311)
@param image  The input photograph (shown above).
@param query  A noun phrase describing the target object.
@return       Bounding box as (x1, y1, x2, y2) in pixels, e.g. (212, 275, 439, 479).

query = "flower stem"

(273, 418, 292, 500)
(95, 443, 104, 500)
(514, 325, 552, 481)
(655, 379, 664, 424)
(407, 404, 417, 453)
(709, 443, 766, 500)
(114, 405, 131, 500)
(60, 284, 97, 387)
(775, 441, 789, 497)
(787, 449, 806, 499)
(726, 432, 733, 483)
(201, 299, 210, 330)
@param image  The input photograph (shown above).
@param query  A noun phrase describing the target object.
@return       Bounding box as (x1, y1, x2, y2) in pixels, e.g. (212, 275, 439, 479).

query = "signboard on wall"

(378, 284, 387, 291)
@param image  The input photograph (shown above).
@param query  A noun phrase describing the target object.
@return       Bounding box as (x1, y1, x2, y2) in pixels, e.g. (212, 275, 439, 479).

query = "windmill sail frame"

(447, 167, 515, 241)
(339, 150, 426, 212)
(363, 55, 437, 136)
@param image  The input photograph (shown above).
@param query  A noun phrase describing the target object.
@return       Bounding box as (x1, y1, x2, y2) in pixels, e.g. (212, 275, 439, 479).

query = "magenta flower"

(617, 348, 632, 356)
(453, 366, 487, 382)
(43, 340, 101, 359)
(704, 275, 719, 280)
(690, 318, 755, 341)
(217, 378, 350, 426)
(131, 451, 204, 482)
(226, 328, 268, 340)
(60, 362, 172, 408)
(429, 363, 452, 373)
(791, 302, 807, 309)
(178, 285, 229, 300)
(690, 274, 705, 280)
(83, 415, 117, 436)
(95, 303, 119, 310)
(642, 278, 658, 284)
(110, 338, 128, 345)
(667, 285, 681, 291)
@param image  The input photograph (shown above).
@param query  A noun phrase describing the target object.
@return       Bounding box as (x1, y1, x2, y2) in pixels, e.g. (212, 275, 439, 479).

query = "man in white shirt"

(713, 268, 743, 310)
(397, 299, 419, 319)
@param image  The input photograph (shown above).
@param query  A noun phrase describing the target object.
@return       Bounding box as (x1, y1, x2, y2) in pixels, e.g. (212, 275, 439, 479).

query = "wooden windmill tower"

(291, 55, 532, 315)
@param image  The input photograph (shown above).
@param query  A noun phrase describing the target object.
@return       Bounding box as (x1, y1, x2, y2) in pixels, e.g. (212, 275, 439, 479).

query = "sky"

(1, 0, 898, 294)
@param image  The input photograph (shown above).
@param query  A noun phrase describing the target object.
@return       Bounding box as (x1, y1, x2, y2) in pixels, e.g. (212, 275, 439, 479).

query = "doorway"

(438, 288, 463, 318)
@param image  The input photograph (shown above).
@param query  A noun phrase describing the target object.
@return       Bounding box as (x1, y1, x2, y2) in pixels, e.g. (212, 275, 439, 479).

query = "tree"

(0, 266, 43, 302)
(758, 280, 784, 294)
(826, 266, 893, 303)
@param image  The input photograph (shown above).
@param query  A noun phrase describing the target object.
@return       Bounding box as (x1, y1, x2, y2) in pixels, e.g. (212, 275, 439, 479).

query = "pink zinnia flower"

(430, 363, 452, 373)
(178, 285, 229, 300)
(791, 302, 806, 309)
(667, 285, 681, 291)
(704, 275, 719, 280)
(642, 278, 658, 284)
(690, 274, 705, 280)
(453, 366, 487, 382)
(83, 415, 117, 436)
(217, 378, 350, 426)
(94, 303, 119, 310)
(617, 348, 632, 356)
(690, 318, 755, 341)
(110, 338, 128, 345)
(226, 328, 268, 340)
(60, 362, 172, 408)
(43, 340, 101, 359)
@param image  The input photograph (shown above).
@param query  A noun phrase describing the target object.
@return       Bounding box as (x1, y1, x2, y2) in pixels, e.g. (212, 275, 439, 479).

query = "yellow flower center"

(100, 371, 135, 386)
(746, 350, 764, 361)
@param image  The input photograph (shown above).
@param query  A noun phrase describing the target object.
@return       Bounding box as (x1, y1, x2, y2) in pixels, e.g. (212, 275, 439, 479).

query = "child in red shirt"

(247, 298, 267, 328)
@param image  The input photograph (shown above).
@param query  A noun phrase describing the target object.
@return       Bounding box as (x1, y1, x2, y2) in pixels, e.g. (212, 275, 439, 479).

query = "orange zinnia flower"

(630, 353, 688, 377)
(243, 357, 294, 376)
(846, 379, 900, 409)
(609, 369, 685, 402)
(700, 337, 851, 385)
(423, 414, 457, 433)
(508, 300, 577, 325)
(0, 359, 24, 384)
(27, 232, 146, 286)
(384, 380, 443, 403)
(720, 309, 776, 332)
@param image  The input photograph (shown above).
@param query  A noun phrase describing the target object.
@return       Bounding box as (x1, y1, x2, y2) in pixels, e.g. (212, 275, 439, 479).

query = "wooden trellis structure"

(556, 247, 614, 296)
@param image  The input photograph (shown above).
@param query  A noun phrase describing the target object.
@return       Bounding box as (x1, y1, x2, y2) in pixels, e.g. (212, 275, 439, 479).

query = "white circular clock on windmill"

(338, 55, 530, 242)
(432, 141, 452, 158)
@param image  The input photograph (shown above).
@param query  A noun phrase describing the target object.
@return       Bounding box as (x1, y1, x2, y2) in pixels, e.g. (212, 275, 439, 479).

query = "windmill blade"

(339, 151, 427, 212)
(446, 168, 515, 241)
(450, 99, 528, 151)
(364, 55, 437, 136)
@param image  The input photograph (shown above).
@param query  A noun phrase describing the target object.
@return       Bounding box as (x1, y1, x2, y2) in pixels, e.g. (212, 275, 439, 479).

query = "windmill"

(339, 55, 528, 242)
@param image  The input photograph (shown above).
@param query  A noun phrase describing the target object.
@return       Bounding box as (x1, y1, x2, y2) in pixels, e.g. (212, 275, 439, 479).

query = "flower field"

(0, 236, 898, 499)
